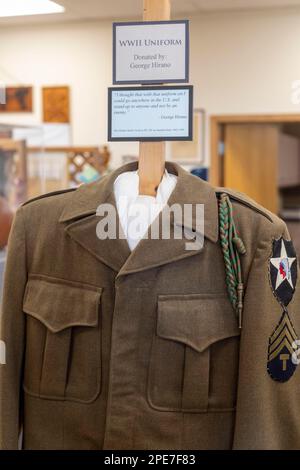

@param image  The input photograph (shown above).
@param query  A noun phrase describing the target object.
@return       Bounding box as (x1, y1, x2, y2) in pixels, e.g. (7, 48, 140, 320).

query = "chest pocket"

(147, 293, 240, 413)
(22, 275, 102, 403)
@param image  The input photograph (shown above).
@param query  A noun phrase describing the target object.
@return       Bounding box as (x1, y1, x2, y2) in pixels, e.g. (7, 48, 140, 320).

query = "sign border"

(107, 84, 193, 142)
(112, 20, 189, 85)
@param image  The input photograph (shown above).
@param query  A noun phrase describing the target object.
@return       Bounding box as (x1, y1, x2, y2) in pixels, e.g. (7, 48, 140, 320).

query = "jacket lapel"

(117, 162, 219, 276)
(59, 166, 132, 272)
(59, 162, 219, 275)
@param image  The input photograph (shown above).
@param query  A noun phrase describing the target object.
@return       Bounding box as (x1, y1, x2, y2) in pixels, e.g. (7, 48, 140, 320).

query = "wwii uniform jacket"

(1, 161, 300, 450)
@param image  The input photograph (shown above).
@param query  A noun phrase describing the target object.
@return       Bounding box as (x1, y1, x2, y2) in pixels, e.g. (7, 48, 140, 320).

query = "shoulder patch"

(22, 187, 77, 207)
(269, 237, 297, 307)
(267, 236, 298, 383)
(215, 187, 273, 223)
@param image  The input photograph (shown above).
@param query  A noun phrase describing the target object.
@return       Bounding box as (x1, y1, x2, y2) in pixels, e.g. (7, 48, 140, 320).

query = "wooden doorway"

(210, 114, 300, 202)
(210, 114, 300, 214)
(224, 124, 279, 213)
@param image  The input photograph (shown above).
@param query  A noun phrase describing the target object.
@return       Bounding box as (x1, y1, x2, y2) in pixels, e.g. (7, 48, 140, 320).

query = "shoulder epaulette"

(22, 187, 77, 207)
(215, 187, 273, 223)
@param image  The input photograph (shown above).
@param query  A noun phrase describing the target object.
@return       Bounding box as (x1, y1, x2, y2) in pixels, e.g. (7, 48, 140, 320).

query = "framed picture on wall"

(0, 86, 33, 113)
(42, 86, 70, 123)
(166, 108, 205, 164)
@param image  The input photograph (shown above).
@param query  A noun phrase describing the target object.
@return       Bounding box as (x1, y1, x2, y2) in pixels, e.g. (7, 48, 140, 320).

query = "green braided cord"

(218, 200, 237, 305)
(218, 193, 246, 327)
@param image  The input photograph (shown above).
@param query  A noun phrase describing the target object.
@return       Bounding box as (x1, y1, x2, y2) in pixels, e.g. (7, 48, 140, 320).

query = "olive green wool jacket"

(1, 162, 300, 450)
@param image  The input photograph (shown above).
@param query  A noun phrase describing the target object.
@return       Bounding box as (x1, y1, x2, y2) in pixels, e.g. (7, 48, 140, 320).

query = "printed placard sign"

(113, 20, 189, 84)
(108, 85, 193, 142)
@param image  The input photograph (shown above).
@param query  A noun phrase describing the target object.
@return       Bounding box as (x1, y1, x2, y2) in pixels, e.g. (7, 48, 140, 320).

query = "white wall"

(1, 7, 300, 167)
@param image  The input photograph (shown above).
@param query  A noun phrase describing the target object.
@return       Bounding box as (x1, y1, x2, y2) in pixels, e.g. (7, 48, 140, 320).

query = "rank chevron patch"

(267, 310, 299, 382)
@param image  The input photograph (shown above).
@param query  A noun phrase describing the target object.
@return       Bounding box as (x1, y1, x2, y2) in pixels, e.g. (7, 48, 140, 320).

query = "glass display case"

(0, 123, 45, 281)
(0, 123, 44, 210)
(0, 122, 111, 278)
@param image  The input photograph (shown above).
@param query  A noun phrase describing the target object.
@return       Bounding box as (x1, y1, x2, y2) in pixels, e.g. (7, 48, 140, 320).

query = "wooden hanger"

(138, 0, 171, 196)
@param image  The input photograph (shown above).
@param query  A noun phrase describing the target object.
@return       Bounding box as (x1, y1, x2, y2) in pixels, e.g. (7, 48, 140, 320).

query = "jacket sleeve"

(0, 207, 27, 450)
(233, 219, 300, 449)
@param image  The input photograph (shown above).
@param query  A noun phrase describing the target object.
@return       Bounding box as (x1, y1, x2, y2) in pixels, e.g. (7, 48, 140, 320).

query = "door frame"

(210, 113, 300, 186)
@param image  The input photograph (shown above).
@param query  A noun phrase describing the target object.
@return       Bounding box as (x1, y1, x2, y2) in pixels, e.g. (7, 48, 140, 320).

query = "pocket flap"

(23, 275, 103, 333)
(157, 293, 240, 353)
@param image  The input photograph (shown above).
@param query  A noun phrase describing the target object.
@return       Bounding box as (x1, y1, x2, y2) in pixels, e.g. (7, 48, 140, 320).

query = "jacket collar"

(59, 161, 219, 274)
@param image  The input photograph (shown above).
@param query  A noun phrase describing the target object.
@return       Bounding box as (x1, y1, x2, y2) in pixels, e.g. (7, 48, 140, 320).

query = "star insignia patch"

(267, 310, 299, 382)
(269, 238, 297, 307)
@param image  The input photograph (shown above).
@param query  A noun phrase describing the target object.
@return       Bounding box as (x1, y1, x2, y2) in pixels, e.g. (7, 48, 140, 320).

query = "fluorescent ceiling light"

(0, 0, 65, 17)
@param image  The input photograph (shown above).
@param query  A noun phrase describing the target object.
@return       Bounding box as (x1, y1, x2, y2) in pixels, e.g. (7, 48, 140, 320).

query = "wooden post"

(138, 0, 171, 196)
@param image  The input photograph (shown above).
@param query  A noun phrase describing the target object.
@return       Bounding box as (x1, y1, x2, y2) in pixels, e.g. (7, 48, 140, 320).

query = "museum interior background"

(1, 0, 300, 290)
